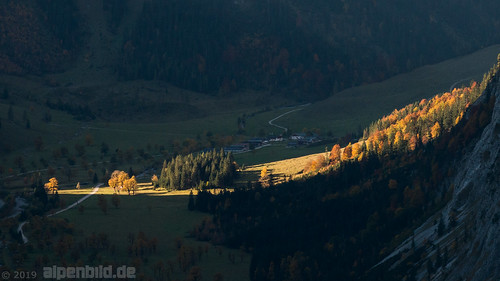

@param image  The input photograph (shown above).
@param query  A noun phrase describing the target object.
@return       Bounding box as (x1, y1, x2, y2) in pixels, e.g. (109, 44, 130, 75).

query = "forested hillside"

(191, 57, 500, 280)
(0, 0, 81, 74)
(118, 0, 500, 99)
(1, 0, 499, 100)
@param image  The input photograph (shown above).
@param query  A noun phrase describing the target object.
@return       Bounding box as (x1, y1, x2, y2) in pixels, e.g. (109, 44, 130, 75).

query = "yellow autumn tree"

(431, 122, 441, 139)
(351, 143, 361, 159)
(259, 166, 272, 187)
(108, 170, 130, 193)
(123, 176, 137, 195)
(44, 177, 59, 194)
(341, 143, 352, 161)
(394, 131, 403, 149)
(108, 176, 119, 193)
(260, 167, 268, 178)
(151, 174, 159, 189)
(329, 144, 341, 163)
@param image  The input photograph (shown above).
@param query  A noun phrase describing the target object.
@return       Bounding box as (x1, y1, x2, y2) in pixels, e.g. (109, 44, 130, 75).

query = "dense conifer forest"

(157, 149, 236, 190)
(1, 0, 499, 100)
(0, 0, 81, 74)
(118, 0, 500, 99)
(191, 58, 500, 280)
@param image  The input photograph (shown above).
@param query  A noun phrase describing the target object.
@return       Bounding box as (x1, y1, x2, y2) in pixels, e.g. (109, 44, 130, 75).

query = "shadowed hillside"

(1, 0, 500, 101)
(190, 56, 500, 281)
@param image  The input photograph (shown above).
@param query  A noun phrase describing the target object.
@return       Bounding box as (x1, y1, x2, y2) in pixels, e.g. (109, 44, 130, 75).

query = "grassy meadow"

(26, 185, 251, 281)
(278, 44, 500, 137)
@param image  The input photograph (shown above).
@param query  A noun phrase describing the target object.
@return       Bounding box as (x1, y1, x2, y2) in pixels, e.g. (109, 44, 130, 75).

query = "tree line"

(156, 149, 236, 190)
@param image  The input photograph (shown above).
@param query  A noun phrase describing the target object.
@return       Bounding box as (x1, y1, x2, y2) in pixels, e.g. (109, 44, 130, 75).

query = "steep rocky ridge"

(376, 61, 500, 280)
(440, 63, 500, 281)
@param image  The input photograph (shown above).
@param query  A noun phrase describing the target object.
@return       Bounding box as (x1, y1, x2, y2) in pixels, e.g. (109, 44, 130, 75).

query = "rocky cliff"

(377, 60, 500, 280)
(441, 62, 500, 281)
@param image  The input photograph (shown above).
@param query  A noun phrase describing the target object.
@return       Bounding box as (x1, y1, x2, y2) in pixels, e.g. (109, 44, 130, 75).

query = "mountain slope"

(0, 0, 81, 74)
(378, 57, 500, 280)
(2, 0, 500, 101)
(430, 65, 500, 281)
(118, 0, 500, 98)
(190, 56, 500, 281)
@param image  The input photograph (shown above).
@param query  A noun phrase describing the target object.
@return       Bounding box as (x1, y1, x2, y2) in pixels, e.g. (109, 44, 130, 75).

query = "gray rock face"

(374, 74, 500, 280)
(443, 74, 500, 280)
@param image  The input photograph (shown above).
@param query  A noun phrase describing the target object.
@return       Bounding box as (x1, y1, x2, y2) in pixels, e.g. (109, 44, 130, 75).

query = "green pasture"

(278, 44, 500, 137)
(45, 188, 251, 281)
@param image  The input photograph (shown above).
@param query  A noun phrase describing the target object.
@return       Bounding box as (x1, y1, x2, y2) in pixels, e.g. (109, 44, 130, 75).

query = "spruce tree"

(159, 160, 168, 189)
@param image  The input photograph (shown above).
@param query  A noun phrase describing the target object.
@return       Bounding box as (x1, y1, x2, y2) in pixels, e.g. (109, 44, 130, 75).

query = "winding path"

(449, 77, 474, 92)
(17, 221, 28, 244)
(268, 103, 310, 132)
(47, 184, 102, 217)
(18, 183, 102, 243)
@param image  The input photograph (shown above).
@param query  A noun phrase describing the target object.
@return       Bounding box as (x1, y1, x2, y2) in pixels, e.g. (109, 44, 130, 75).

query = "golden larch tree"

(342, 143, 352, 161)
(351, 143, 361, 159)
(394, 131, 403, 149)
(108, 177, 120, 193)
(123, 176, 137, 195)
(329, 144, 341, 163)
(44, 177, 59, 194)
(408, 135, 418, 151)
(260, 167, 268, 178)
(431, 122, 441, 139)
(109, 170, 131, 193)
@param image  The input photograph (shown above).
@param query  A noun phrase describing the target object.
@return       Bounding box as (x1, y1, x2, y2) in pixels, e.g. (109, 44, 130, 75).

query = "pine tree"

(159, 160, 168, 189)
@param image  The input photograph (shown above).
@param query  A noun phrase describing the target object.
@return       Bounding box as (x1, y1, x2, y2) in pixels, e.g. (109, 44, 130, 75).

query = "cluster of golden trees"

(305, 82, 485, 174)
(108, 170, 137, 195)
(363, 82, 480, 152)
